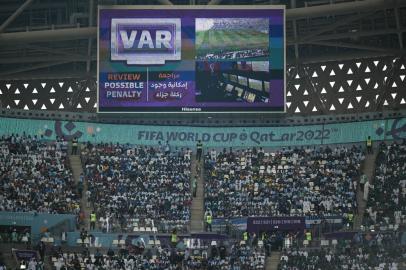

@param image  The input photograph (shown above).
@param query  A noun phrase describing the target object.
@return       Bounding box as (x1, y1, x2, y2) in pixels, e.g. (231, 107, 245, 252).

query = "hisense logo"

(111, 18, 181, 65)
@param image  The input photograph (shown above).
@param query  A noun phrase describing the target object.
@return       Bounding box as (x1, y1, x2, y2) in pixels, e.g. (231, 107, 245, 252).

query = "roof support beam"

(308, 41, 402, 53)
(86, 0, 95, 73)
(299, 11, 376, 43)
(0, 61, 73, 77)
(0, 55, 95, 64)
(0, 27, 97, 45)
(0, 0, 34, 33)
(207, 0, 223, 5)
(287, 0, 403, 20)
(157, 0, 173, 5)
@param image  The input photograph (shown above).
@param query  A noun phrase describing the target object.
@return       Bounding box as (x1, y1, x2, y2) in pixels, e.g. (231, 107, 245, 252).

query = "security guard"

(206, 213, 212, 232)
(243, 231, 249, 241)
(71, 137, 78, 155)
(305, 230, 312, 242)
(348, 213, 354, 228)
(90, 211, 97, 230)
(171, 229, 178, 247)
(366, 136, 373, 154)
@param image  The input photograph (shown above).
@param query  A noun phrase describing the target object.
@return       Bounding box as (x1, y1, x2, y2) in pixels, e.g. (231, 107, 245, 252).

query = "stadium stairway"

(353, 149, 378, 229)
(0, 244, 21, 269)
(68, 145, 90, 229)
(266, 251, 281, 270)
(190, 154, 205, 232)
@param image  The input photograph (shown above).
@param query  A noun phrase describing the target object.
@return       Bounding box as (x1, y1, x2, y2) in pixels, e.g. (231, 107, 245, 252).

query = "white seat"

(258, 240, 263, 247)
(148, 240, 155, 245)
(321, 240, 329, 246)
(112, 240, 119, 245)
(155, 240, 161, 245)
(76, 239, 83, 244)
(119, 239, 125, 245)
(303, 240, 309, 246)
(331, 239, 338, 245)
(47, 237, 54, 243)
(139, 227, 145, 232)
(133, 227, 139, 232)
(145, 227, 152, 232)
(21, 236, 28, 242)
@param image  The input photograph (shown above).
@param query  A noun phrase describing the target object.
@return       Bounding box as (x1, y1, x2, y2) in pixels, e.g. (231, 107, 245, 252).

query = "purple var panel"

(98, 6, 286, 113)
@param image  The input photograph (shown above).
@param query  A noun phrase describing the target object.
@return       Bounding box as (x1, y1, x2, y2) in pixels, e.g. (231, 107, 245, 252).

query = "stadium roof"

(0, 0, 405, 116)
(0, 0, 405, 80)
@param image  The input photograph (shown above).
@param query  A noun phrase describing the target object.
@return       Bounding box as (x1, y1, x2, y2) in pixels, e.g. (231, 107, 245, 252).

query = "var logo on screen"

(111, 18, 181, 65)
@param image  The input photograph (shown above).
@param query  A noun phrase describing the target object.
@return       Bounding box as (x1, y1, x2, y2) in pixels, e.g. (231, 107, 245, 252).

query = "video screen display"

(98, 6, 285, 113)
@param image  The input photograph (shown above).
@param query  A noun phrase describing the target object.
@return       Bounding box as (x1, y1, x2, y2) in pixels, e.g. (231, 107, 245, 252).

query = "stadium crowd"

(364, 141, 406, 229)
(47, 240, 265, 270)
(198, 49, 269, 61)
(204, 146, 364, 219)
(278, 231, 406, 270)
(0, 134, 80, 214)
(81, 142, 192, 233)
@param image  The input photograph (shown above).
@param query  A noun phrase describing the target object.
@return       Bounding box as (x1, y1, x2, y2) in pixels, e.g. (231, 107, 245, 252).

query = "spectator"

(81, 142, 192, 233)
(204, 146, 364, 219)
(366, 135, 373, 154)
(71, 137, 78, 155)
(0, 134, 79, 214)
(364, 141, 406, 229)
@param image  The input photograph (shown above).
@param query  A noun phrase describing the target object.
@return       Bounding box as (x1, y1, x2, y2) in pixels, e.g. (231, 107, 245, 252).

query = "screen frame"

(97, 5, 286, 114)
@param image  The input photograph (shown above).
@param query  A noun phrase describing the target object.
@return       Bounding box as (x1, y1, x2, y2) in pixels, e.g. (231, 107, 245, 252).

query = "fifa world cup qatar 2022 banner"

(98, 6, 285, 113)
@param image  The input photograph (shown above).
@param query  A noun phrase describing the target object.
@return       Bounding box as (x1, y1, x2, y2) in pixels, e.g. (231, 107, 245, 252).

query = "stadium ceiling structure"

(0, 0, 405, 115)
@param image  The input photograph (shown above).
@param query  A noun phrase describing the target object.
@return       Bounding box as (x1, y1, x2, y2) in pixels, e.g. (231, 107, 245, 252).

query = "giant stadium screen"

(97, 6, 285, 113)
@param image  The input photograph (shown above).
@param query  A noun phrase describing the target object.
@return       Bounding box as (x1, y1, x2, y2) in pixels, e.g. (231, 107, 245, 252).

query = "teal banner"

(0, 116, 404, 147)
